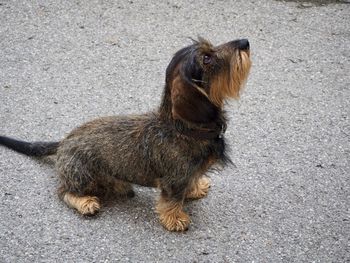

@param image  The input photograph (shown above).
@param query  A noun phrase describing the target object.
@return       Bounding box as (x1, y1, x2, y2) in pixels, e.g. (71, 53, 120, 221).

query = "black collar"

(174, 119, 226, 140)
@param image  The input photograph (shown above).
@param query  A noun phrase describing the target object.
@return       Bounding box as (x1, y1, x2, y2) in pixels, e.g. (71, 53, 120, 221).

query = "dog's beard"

(229, 50, 251, 97)
(209, 51, 251, 106)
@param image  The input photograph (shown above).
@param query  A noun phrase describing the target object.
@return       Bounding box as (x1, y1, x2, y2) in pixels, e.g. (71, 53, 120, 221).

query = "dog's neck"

(159, 84, 173, 120)
(158, 86, 227, 140)
(173, 118, 227, 140)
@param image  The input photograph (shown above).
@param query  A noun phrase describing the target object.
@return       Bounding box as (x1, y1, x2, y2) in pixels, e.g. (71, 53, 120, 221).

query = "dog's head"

(163, 38, 251, 124)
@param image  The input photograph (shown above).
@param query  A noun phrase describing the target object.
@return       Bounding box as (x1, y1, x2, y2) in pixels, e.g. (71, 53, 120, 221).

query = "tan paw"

(78, 196, 101, 215)
(159, 209, 190, 232)
(63, 193, 100, 216)
(186, 176, 211, 199)
(156, 198, 190, 232)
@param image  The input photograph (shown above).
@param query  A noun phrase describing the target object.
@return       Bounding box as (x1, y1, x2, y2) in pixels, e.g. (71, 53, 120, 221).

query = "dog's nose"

(237, 39, 250, 50)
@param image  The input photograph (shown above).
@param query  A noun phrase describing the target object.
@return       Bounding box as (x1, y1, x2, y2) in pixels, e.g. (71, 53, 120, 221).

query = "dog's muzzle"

(229, 39, 250, 51)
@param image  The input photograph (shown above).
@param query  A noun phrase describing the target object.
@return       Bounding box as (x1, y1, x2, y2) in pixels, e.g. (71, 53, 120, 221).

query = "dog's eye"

(203, 54, 212, 65)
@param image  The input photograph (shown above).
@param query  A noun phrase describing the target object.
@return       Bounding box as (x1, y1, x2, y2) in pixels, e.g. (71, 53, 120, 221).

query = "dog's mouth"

(239, 49, 251, 65)
(241, 49, 250, 58)
(234, 48, 251, 72)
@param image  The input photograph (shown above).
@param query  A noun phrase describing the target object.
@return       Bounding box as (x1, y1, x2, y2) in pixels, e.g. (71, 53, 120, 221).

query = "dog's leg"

(113, 179, 135, 198)
(156, 183, 190, 231)
(156, 195, 190, 232)
(186, 176, 211, 199)
(62, 192, 100, 216)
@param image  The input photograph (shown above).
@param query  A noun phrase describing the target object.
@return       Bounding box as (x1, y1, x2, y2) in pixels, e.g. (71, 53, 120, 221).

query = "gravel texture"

(0, 0, 349, 262)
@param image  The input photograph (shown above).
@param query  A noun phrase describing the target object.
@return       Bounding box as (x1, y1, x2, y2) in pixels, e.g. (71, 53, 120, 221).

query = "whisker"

(192, 79, 207, 84)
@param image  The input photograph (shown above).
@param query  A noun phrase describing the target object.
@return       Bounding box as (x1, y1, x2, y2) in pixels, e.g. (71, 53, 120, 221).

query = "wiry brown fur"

(0, 38, 251, 231)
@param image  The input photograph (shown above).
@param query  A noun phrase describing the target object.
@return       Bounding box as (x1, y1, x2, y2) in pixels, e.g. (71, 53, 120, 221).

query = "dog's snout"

(229, 39, 250, 50)
(237, 39, 250, 50)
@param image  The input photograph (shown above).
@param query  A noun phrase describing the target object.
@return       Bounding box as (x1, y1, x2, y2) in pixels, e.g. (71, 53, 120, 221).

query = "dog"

(0, 38, 251, 231)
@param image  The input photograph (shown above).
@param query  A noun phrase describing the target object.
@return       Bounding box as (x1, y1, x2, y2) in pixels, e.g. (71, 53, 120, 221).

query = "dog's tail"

(0, 136, 59, 157)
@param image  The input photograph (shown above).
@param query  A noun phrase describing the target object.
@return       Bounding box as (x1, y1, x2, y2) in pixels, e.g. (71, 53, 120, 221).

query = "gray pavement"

(0, 0, 349, 262)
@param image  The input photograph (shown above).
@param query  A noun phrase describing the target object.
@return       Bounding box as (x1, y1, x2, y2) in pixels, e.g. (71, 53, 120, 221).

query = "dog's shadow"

(102, 186, 160, 225)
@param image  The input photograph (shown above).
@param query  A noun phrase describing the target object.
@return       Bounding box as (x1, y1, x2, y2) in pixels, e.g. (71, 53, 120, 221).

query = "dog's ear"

(171, 74, 219, 124)
(166, 40, 220, 124)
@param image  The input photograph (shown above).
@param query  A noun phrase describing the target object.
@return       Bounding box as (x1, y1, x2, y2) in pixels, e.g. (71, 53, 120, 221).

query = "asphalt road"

(0, 0, 349, 262)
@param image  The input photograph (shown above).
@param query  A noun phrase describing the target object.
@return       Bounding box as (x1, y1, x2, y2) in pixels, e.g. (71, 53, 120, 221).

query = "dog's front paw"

(186, 176, 211, 199)
(156, 199, 190, 231)
(159, 209, 190, 232)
